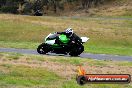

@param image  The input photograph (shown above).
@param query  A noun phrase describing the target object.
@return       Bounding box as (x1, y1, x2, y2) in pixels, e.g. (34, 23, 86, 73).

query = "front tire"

(37, 43, 49, 54)
(69, 45, 84, 56)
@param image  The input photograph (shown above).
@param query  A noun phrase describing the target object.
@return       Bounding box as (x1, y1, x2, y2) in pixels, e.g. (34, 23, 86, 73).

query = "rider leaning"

(56, 28, 82, 44)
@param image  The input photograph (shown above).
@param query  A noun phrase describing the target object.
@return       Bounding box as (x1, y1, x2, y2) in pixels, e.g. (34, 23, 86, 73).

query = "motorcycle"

(37, 32, 89, 56)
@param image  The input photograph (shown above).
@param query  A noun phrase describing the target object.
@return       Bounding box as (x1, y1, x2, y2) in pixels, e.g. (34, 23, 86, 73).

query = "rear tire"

(37, 43, 49, 54)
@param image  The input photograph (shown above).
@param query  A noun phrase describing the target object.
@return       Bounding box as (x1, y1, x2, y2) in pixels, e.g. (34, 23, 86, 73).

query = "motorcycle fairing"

(59, 34, 70, 44)
(81, 37, 89, 43)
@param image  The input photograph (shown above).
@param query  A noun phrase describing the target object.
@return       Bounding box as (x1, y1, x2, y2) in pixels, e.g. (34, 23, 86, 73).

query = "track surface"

(0, 48, 132, 61)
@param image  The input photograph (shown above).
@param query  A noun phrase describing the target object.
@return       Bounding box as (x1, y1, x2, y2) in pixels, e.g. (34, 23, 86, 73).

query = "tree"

(81, 0, 93, 9)
(0, 0, 7, 8)
(16, 0, 26, 14)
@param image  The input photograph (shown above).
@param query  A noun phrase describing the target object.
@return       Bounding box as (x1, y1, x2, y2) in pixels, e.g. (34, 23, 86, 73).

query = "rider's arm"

(72, 33, 82, 43)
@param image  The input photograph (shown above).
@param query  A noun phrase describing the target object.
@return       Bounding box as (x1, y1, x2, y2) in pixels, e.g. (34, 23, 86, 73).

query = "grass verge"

(0, 52, 132, 88)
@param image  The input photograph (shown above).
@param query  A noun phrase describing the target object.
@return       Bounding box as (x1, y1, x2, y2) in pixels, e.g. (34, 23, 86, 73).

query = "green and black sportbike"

(37, 32, 89, 56)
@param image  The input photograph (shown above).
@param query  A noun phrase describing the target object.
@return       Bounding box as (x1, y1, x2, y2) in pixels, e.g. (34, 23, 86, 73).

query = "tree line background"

(0, 0, 110, 15)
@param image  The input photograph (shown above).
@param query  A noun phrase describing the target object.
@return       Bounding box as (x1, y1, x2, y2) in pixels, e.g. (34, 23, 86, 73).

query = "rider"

(56, 28, 82, 44)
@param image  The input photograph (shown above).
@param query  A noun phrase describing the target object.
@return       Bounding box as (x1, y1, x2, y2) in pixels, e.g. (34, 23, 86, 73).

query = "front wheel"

(37, 43, 49, 54)
(69, 45, 84, 56)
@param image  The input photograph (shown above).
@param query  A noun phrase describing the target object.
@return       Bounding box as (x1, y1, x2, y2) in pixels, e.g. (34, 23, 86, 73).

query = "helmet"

(65, 28, 73, 36)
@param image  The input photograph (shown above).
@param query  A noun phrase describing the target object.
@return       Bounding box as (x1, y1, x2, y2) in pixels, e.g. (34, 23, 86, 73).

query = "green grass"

(0, 41, 39, 49)
(0, 52, 132, 88)
(1, 52, 132, 67)
(0, 64, 61, 87)
(62, 80, 132, 88)
(0, 14, 132, 56)
(117, 61, 132, 66)
(86, 45, 132, 56)
(50, 57, 108, 66)
(50, 57, 85, 65)
(7, 53, 24, 60)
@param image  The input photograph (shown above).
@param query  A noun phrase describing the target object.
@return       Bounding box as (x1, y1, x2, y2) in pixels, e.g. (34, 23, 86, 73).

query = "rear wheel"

(37, 43, 49, 54)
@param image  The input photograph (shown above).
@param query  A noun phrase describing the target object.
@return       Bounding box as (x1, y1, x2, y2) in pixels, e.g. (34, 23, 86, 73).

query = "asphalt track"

(0, 48, 132, 61)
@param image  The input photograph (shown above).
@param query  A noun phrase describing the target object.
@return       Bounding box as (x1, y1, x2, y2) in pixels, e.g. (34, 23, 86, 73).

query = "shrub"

(1, 6, 18, 14)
